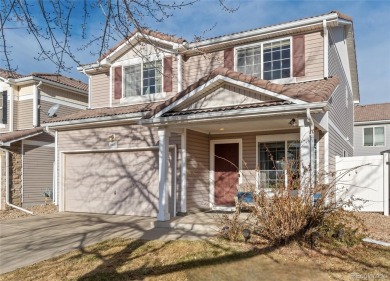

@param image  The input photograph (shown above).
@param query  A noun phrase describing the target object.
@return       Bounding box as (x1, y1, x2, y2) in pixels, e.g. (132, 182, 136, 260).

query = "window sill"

(270, 77, 296, 84)
(120, 92, 166, 105)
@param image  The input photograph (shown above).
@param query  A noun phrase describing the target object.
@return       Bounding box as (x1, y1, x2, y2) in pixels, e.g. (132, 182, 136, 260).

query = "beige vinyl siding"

(353, 123, 390, 156)
(23, 144, 54, 207)
(40, 85, 87, 104)
(183, 51, 224, 88)
(91, 72, 110, 108)
(17, 84, 34, 96)
(30, 131, 55, 143)
(297, 31, 324, 81)
(14, 100, 33, 130)
(186, 129, 210, 211)
(40, 100, 82, 125)
(179, 84, 276, 111)
(327, 27, 354, 168)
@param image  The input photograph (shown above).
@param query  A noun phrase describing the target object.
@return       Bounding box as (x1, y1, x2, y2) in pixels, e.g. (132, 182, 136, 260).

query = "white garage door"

(64, 149, 174, 217)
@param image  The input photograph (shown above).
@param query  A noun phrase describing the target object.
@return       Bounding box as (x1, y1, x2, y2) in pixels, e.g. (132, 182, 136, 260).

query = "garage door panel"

(64, 150, 173, 217)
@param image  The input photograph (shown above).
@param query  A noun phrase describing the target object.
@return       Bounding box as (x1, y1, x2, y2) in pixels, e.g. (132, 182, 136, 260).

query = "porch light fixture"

(288, 118, 297, 126)
(219, 128, 225, 131)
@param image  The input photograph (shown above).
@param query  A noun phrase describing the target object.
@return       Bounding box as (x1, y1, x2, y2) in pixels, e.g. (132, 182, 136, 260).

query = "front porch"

(156, 113, 329, 221)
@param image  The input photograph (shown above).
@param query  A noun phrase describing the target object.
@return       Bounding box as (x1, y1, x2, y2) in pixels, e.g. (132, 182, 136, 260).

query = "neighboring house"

(45, 11, 359, 221)
(0, 69, 88, 210)
(354, 103, 390, 156)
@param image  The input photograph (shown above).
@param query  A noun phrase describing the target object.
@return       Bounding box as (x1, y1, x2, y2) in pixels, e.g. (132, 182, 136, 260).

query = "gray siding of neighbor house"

(23, 144, 54, 207)
(90, 72, 110, 108)
(40, 100, 83, 125)
(22, 132, 55, 207)
(354, 123, 390, 156)
(327, 26, 354, 172)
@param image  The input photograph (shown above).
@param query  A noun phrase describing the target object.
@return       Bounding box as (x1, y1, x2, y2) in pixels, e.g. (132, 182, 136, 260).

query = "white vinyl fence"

(335, 153, 389, 216)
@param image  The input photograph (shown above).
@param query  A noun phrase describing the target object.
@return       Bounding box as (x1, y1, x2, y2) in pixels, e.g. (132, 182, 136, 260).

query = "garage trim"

(59, 145, 177, 216)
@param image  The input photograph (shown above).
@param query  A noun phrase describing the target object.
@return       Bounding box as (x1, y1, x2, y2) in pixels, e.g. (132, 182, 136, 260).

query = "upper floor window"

(364, 126, 385, 147)
(1, 91, 7, 124)
(124, 60, 162, 97)
(236, 38, 291, 81)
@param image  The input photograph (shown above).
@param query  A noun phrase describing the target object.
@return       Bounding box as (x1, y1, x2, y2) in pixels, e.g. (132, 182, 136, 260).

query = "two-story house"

(45, 11, 359, 221)
(354, 103, 390, 156)
(0, 69, 88, 211)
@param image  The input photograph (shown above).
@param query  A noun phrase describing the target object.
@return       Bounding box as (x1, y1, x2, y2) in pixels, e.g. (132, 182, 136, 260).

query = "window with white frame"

(258, 140, 300, 189)
(124, 60, 162, 97)
(364, 126, 385, 146)
(236, 38, 291, 80)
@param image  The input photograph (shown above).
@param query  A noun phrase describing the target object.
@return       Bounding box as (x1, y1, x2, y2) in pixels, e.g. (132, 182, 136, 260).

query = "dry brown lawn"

(0, 237, 389, 281)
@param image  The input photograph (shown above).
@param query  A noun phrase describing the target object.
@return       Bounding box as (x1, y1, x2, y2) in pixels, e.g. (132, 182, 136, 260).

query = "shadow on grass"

(77, 239, 275, 281)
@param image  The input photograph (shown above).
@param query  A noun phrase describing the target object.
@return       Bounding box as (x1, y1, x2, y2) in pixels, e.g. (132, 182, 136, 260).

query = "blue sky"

(3, 0, 390, 105)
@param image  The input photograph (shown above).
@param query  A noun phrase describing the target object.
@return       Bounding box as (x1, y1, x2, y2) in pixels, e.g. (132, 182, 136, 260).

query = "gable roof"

(0, 68, 87, 93)
(98, 28, 185, 62)
(0, 127, 44, 145)
(355, 103, 390, 122)
(28, 73, 88, 92)
(44, 102, 163, 124)
(0, 68, 23, 79)
(146, 67, 339, 118)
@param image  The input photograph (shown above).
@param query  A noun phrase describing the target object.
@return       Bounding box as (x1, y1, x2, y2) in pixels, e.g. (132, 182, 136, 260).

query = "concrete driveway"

(0, 212, 214, 274)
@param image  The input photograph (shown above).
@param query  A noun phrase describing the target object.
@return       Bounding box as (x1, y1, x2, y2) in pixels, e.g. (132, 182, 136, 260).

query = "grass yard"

(1, 237, 389, 281)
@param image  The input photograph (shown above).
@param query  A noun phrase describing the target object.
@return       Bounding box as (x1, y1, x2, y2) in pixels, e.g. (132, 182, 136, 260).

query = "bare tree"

(0, 0, 238, 74)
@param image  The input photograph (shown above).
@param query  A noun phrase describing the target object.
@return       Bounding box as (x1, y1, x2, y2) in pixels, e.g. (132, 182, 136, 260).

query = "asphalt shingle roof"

(355, 103, 390, 122)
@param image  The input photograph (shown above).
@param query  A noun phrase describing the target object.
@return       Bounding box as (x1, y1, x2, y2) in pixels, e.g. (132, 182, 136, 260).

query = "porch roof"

(145, 67, 339, 119)
(0, 127, 44, 146)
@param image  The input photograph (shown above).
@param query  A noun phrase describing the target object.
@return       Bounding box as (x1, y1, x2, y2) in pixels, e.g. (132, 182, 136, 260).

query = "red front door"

(214, 143, 239, 206)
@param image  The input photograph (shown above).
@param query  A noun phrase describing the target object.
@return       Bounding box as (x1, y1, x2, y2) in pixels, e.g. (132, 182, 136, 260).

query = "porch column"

(299, 118, 314, 188)
(180, 129, 187, 213)
(157, 127, 170, 221)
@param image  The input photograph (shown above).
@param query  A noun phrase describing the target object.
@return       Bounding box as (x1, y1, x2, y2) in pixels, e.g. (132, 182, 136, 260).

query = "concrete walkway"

(0, 212, 218, 274)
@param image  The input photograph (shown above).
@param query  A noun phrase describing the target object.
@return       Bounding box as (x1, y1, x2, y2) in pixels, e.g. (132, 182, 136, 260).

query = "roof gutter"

(141, 102, 329, 126)
(187, 13, 340, 49)
(45, 112, 146, 129)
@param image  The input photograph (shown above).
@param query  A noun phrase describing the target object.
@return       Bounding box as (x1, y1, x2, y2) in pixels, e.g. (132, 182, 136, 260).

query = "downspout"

(323, 19, 329, 78)
(82, 69, 92, 109)
(2, 148, 33, 214)
(177, 54, 183, 92)
(45, 126, 57, 205)
(33, 81, 42, 127)
(306, 108, 315, 188)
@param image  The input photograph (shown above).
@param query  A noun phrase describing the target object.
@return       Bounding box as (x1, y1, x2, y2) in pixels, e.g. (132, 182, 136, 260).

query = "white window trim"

(255, 133, 300, 190)
(114, 54, 167, 105)
(363, 126, 385, 147)
(234, 36, 293, 81)
(209, 139, 242, 211)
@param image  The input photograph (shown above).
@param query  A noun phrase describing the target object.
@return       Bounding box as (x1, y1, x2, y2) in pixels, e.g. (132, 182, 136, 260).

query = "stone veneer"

(8, 141, 23, 207)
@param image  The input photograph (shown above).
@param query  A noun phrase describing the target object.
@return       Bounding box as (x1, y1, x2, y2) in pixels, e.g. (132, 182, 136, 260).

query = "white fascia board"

(154, 75, 306, 118)
(45, 112, 145, 129)
(188, 13, 339, 49)
(354, 120, 390, 126)
(143, 102, 328, 126)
